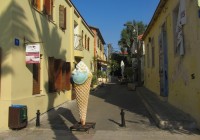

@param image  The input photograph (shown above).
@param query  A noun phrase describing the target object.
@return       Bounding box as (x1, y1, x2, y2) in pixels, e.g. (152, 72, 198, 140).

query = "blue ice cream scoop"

(72, 71, 88, 85)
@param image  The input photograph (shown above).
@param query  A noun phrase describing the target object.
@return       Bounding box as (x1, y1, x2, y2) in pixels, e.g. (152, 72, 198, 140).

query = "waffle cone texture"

(74, 74, 92, 125)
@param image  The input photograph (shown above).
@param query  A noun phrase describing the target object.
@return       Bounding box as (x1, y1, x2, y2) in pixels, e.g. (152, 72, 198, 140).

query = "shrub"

(91, 74, 98, 86)
(124, 67, 134, 82)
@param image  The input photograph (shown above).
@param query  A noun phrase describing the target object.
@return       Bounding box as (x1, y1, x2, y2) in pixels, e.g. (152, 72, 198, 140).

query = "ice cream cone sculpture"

(72, 61, 92, 125)
(74, 73, 92, 125)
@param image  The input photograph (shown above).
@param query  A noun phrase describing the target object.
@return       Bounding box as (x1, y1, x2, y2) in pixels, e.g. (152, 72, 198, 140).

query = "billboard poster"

(26, 44, 40, 64)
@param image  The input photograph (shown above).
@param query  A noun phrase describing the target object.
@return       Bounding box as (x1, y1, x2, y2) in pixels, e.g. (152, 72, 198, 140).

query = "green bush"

(91, 74, 98, 86)
(124, 67, 134, 82)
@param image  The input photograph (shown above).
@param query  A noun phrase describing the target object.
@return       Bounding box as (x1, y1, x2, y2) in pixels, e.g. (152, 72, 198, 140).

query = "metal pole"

(120, 109, 126, 127)
(36, 110, 40, 127)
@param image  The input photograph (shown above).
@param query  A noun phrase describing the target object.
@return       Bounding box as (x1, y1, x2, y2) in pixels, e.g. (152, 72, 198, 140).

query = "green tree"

(118, 20, 147, 56)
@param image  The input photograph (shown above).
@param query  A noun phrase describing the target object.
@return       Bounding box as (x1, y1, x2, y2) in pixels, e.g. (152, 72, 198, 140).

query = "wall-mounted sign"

(15, 38, 20, 46)
(26, 44, 40, 64)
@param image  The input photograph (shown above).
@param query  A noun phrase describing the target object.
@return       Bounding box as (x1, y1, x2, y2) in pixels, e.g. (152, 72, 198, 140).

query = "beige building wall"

(81, 25, 94, 73)
(143, 0, 200, 128)
(72, 8, 95, 72)
(0, 0, 95, 130)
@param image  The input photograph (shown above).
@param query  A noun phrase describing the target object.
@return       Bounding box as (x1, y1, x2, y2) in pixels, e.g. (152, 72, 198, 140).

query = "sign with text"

(26, 44, 40, 64)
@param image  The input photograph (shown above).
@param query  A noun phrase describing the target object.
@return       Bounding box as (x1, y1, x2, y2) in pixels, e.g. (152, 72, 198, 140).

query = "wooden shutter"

(88, 38, 90, 51)
(48, 57, 55, 92)
(85, 35, 87, 49)
(36, 0, 40, 10)
(66, 62, 71, 90)
(44, 0, 51, 15)
(82, 31, 84, 47)
(32, 0, 40, 10)
(59, 5, 66, 29)
(33, 63, 40, 95)
(54, 59, 62, 91)
(0, 48, 1, 96)
(62, 61, 66, 90)
(64, 7, 66, 29)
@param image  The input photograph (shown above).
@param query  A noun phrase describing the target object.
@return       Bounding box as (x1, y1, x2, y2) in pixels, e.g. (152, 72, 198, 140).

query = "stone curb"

(136, 90, 163, 128)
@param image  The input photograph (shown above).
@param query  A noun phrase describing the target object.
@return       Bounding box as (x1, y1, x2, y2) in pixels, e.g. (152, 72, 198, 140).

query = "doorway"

(159, 23, 169, 97)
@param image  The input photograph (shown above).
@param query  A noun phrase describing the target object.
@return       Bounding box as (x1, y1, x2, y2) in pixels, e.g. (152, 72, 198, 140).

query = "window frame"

(59, 5, 66, 30)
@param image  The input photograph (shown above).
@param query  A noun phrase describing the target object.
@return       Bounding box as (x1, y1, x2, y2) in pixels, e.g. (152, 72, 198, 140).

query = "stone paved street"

(0, 79, 200, 140)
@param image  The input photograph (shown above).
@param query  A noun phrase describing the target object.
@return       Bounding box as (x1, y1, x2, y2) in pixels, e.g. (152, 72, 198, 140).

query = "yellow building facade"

(143, 0, 200, 129)
(0, 0, 95, 130)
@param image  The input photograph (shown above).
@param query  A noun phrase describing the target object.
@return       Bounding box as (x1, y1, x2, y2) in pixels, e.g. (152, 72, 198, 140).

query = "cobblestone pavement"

(0, 79, 200, 140)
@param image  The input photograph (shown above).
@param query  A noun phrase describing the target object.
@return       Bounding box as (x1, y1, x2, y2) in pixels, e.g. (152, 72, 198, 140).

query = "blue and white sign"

(14, 38, 20, 46)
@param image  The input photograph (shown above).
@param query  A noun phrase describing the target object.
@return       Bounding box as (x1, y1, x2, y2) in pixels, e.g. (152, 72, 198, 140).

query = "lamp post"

(124, 21, 140, 84)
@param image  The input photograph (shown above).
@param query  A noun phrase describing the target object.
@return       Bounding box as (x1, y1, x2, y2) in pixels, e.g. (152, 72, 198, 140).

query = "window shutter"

(48, 57, 55, 92)
(44, 0, 51, 15)
(33, 63, 40, 95)
(85, 35, 87, 49)
(66, 62, 71, 90)
(0, 48, 1, 96)
(64, 7, 66, 29)
(62, 61, 66, 90)
(82, 31, 84, 47)
(54, 59, 62, 91)
(59, 5, 66, 29)
(88, 38, 90, 51)
(32, 0, 40, 10)
(36, 0, 40, 10)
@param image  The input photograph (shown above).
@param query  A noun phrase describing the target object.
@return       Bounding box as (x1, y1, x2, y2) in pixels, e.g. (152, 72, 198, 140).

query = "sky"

(71, 0, 160, 51)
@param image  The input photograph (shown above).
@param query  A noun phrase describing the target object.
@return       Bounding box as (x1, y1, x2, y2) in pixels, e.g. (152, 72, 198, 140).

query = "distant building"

(89, 26, 106, 73)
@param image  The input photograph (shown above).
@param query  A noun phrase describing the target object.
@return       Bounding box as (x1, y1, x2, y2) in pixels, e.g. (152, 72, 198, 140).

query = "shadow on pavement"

(41, 106, 80, 140)
(90, 78, 155, 128)
(90, 77, 200, 135)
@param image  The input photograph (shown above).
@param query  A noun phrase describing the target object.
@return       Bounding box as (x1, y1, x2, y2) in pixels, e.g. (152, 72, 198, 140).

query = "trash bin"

(8, 105, 27, 129)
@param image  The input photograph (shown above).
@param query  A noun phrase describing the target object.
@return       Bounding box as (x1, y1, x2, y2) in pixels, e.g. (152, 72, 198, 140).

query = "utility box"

(8, 105, 27, 129)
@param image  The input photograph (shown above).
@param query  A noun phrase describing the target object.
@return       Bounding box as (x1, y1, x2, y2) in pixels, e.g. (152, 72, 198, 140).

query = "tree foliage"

(118, 20, 147, 56)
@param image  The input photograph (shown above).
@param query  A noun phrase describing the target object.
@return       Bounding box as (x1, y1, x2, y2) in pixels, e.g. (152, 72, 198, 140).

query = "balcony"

(74, 34, 84, 58)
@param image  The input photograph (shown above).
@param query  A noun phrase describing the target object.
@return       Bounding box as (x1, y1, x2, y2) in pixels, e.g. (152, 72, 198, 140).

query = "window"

(59, 5, 66, 30)
(0, 48, 1, 97)
(32, 0, 41, 11)
(48, 57, 55, 92)
(87, 37, 90, 51)
(65, 62, 71, 90)
(147, 43, 150, 68)
(151, 37, 155, 67)
(98, 39, 100, 48)
(48, 57, 71, 92)
(85, 35, 87, 49)
(44, 0, 54, 20)
(82, 31, 84, 47)
(54, 59, 63, 91)
(33, 63, 40, 95)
